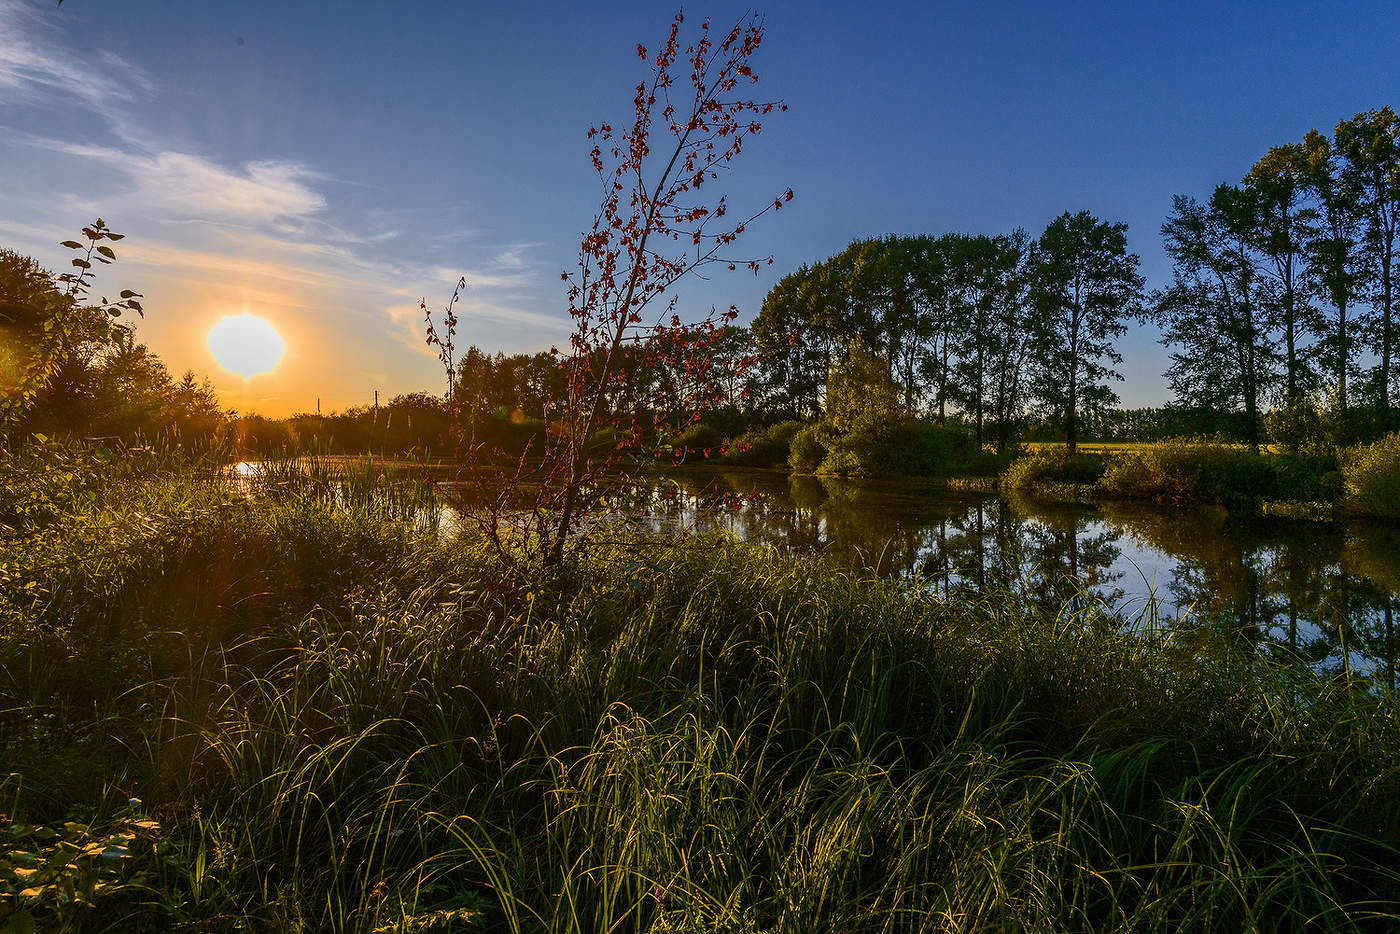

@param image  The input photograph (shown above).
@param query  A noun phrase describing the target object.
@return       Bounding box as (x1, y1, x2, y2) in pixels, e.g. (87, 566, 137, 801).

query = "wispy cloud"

(36, 141, 328, 222)
(0, 0, 154, 108)
(0, 0, 565, 412)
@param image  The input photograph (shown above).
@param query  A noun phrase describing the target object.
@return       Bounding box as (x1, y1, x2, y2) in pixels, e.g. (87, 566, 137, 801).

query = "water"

(622, 468, 1400, 684)
(235, 459, 1400, 684)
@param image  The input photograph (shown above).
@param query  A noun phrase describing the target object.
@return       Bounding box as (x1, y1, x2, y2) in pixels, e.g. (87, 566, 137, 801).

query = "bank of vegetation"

(997, 433, 1400, 520)
(1, 445, 1399, 931)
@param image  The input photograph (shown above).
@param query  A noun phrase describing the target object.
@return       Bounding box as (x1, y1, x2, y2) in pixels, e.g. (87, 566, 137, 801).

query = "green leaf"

(127, 300, 143, 313)
(71, 259, 91, 268)
(108, 308, 123, 317)
(59, 240, 83, 250)
(119, 289, 137, 298)
(96, 246, 116, 259)
(105, 232, 125, 241)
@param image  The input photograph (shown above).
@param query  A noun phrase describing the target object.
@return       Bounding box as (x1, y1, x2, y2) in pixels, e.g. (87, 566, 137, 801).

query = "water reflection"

(625, 468, 1400, 684)
(237, 459, 1400, 685)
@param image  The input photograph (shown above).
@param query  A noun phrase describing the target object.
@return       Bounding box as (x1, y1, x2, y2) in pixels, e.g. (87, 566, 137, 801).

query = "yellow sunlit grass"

(208, 313, 285, 377)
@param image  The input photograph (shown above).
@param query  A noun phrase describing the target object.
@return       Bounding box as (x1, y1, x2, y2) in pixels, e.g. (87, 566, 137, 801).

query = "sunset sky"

(4, 0, 1398, 416)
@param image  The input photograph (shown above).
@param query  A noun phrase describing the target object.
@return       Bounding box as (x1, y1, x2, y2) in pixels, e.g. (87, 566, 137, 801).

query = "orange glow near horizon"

(208, 313, 285, 378)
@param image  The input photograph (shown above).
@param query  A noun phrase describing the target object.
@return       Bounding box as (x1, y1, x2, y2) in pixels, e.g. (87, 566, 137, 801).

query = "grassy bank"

(3, 447, 1400, 931)
(1002, 434, 1400, 520)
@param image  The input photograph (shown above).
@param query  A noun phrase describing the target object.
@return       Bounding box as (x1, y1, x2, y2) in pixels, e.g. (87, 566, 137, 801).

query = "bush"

(964, 445, 1020, 478)
(1002, 447, 1106, 491)
(788, 421, 836, 472)
(1098, 439, 1275, 509)
(723, 419, 803, 468)
(816, 414, 971, 478)
(1342, 431, 1400, 519)
(1271, 452, 1342, 503)
(675, 421, 725, 456)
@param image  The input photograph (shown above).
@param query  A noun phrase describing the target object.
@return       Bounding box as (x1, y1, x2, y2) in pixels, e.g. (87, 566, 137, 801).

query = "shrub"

(723, 419, 803, 468)
(1098, 439, 1275, 509)
(1271, 452, 1342, 503)
(1341, 431, 1400, 519)
(1002, 447, 1106, 491)
(964, 445, 1020, 478)
(677, 422, 724, 455)
(788, 422, 836, 472)
(816, 414, 971, 478)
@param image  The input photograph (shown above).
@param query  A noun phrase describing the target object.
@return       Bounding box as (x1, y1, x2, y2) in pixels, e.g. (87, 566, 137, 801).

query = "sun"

(208, 313, 285, 377)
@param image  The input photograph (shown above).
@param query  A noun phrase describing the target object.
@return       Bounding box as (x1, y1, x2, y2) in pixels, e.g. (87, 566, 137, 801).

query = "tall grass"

(1342, 431, 1400, 519)
(2, 446, 1399, 930)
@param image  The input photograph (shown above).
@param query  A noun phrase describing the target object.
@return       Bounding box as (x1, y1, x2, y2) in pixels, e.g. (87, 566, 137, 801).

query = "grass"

(1007, 439, 1368, 517)
(2, 444, 1400, 931)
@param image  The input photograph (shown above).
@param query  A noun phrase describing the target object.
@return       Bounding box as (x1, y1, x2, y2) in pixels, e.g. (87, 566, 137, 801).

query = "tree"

(0, 224, 143, 438)
(751, 263, 830, 418)
(1151, 192, 1278, 452)
(825, 337, 902, 429)
(428, 10, 790, 566)
(1335, 107, 1400, 415)
(1302, 128, 1368, 413)
(1028, 211, 1143, 452)
(1244, 144, 1319, 406)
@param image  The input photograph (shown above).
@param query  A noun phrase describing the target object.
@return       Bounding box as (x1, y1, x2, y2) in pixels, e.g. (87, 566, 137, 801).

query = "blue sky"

(3, 0, 1398, 414)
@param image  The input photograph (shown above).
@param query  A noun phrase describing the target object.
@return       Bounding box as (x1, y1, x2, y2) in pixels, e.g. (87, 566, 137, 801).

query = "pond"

(616, 467, 1400, 685)
(235, 459, 1400, 685)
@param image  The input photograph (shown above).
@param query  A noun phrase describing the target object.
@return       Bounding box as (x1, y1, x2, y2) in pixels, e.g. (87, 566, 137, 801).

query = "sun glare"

(208, 313, 285, 378)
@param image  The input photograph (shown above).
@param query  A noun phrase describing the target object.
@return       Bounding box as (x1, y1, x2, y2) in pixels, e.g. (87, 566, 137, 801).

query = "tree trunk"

(1339, 300, 1349, 412)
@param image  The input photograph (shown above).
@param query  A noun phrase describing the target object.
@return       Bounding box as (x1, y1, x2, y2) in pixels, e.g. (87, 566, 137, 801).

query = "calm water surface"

(620, 467, 1400, 685)
(238, 460, 1400, 684)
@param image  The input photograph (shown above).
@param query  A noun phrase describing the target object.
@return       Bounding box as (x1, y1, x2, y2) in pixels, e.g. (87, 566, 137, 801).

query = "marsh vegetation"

(3, 446, 1400, 931)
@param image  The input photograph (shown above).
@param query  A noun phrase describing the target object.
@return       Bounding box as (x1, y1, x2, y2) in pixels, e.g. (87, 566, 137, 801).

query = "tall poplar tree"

(1301, 129, 1368, 412)
(1028, 211, 1144, 453)
(1336, 108, 1400, 414)
(1244, 144, 1318, 406)
(1151, 191, 1278, 451)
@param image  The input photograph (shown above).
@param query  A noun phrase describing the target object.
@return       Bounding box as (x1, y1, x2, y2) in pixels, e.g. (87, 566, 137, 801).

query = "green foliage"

(3, 450, 1400, 929)
(1266, 395, 1336, 454)
(825, 339, 904, 429)
(1342, 431, 1400, 518)
(0, 223, 143, 437)
(961, 444, 1020, 478)
(787, 421, 836, 472)
(721, 419, 802, 468)
(1098, 439, 1279, 509)
(675, 421, 724, 455)
(817, 413, 970, 478)
(1002, 446, 1107, 490)
(0, 795, 170, 928)
(788, 416, 972, 478)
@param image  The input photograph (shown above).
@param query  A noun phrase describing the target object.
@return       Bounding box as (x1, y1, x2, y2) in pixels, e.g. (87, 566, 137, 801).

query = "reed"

(2, 445, 1398, 931)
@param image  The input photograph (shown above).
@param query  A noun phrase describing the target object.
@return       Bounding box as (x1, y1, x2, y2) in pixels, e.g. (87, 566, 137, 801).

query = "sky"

(3, 0, 1399, 416)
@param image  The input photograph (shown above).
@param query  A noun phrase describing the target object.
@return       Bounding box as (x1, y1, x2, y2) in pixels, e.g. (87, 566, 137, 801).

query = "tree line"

(749, 215, 1145, 452)
(748, 106, 1400, 453)
(1151, 107, 1400, 450)
(6, 107, 1398, 457)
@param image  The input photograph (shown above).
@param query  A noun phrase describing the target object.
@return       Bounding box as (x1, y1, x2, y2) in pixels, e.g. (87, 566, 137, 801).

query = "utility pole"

(374, 390, 379, 412)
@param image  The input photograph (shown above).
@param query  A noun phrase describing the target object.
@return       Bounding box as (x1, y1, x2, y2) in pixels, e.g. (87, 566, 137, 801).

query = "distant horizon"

(5, 0, 1399, 416)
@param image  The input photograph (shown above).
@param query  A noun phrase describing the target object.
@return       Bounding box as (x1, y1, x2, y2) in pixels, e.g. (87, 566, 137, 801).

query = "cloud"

(0, 0, 154, 108)
(29, 139, 327, 223)
(0, 0, 570, 412)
